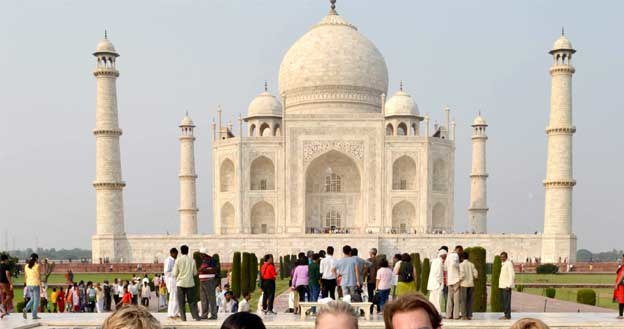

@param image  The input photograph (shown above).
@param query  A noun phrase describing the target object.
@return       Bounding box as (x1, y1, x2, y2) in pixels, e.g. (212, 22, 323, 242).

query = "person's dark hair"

(455, 245, 464, 252)
(170, 248, 178, 255)
(500, 251, 508, 258)
(351, 248, 358, 256)
(53, 287, 57, 292)
(461, 251, 469, 261)
(180, 245, 189, 255)
(27, 253, 39, 269)
(393, 253, 401, 261)
(439, 246, 448, 252)
(342, 245, 352, 255)
(220, 312, 266, 329)
(383, 293, 442, 329)
(379, 259, 389, 268)
(319, 250, 326, 258)
(0, 254, 8, 261)
(264, 254, 273, 262)
(401, 253, 411, 262)
(298, 252, 306, 260)
(327, 246, 334, 255)
(312, 253, 320, 261)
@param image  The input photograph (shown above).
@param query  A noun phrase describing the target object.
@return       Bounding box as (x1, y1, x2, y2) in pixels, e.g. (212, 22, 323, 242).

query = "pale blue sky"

(0, 1, 622, 251)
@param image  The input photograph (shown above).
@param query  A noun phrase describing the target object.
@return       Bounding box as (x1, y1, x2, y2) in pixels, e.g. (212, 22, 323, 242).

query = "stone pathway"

(512, 291, 612, 313)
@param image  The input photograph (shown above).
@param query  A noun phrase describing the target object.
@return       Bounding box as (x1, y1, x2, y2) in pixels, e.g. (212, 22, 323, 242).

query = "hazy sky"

(1, 1, 622, 252)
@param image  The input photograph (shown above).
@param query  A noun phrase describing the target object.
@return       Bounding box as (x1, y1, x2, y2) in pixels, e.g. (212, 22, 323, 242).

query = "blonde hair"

(102, 305, 161, 329)
(510, 318, 550, 329)
(315, 301, 358, 329)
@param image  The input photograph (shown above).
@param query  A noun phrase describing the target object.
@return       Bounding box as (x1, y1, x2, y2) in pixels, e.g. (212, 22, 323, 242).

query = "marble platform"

(2, 312, 624, 329)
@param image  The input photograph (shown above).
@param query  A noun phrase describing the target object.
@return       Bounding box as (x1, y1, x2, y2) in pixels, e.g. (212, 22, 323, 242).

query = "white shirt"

(238, 298, 250, 312)
(427, 257, 444, 291)
(445, 252, 460, 285)
(164, 256, 176, 278)
(499, 260, 515, 289)
(376, 267, 393, 290)
(320, 255, 336, 280)
(219, 299, 237, 313)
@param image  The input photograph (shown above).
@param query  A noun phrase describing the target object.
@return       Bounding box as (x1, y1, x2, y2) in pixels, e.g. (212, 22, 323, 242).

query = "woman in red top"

(260, 254, 277, 314)
(56, 287, 65, 313)
(117, 286, 132, 309)
(614, 256, 624, 319)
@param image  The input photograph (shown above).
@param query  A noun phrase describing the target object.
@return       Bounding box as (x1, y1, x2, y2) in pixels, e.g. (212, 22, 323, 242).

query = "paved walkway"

(512, 291, 612, 313)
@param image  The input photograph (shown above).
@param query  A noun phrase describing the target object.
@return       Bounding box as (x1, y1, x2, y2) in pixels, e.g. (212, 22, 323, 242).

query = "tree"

(249, 253, 258, 294)
(232, 252, 242, 298)
(212, 254, 221, 279)
(466, 247, 487, 312)
(420, 258, 430, 294)
(411, 253, 422, 291)
(576, 249, 592, 262)
(490, 255, 503, 312)
(241, 252, 251, 295)
(279, 256, 284, 280)
(284, 255, 291, 277)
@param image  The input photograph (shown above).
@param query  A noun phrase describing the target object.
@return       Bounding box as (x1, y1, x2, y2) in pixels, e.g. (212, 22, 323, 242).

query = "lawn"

(13, 273, 141, 285)
(523, 287, 618, 310)
(486, 273, 614, 285)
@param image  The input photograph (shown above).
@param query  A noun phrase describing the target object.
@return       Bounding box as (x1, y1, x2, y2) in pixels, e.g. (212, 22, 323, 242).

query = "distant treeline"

(576, 249, 623, 262)
(4, 248, 91, 261)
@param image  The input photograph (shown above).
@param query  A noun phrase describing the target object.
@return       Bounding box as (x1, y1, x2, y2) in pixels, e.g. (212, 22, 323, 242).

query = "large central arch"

(250, 201, 275, 234)
(305, 150, 361, 233)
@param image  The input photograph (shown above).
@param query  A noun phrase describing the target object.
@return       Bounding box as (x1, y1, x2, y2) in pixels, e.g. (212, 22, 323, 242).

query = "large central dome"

(278, 8, 389, 114)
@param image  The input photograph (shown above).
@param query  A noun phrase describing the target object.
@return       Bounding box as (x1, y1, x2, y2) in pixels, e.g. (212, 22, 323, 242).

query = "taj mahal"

(91, 2, 577, 263)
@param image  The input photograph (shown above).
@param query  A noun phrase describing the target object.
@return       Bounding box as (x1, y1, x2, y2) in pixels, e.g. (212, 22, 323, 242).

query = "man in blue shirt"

(332, 245, 362, 302)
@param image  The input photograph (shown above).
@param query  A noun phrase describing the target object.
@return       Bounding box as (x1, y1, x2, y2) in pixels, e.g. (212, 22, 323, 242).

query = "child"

(116, 286, 132, 309)
(238, 292, 251, 312)
(50, 288, 58, 313)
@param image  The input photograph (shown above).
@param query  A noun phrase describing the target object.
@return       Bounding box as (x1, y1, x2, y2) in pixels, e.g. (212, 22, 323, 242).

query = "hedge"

(231, 252, 242, 298)
(212, 254, 221, 279)
(249, 253, 258, 293)
(490, 255, 503, 312)
(242, 252, 251, 295)
(536, 263, 559, 274)
(545, 288, 556, 298)
(284, 255, 291, 277)
(577, 289, 596, 306)
(420, 258, 430, 294)
(466, 247, 487, 312)
(279, 256, 284, 280)
(192, 251, 202, 301)
(410, 253, 422, 291)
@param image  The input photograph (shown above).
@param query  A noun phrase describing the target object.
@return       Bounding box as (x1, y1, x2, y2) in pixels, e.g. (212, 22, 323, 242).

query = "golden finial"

(330, 0, 336, 10)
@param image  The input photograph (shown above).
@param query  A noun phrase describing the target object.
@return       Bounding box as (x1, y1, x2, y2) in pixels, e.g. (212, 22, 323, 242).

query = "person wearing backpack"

(394, 253, 417, 297)
(198, 248, 218, 320)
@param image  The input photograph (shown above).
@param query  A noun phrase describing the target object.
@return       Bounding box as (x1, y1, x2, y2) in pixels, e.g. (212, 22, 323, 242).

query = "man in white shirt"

(173, 245, 200, 321)
(445, 245, 463, 319)
(218, 291, 238, 314)
(498, 251, 515, 320)
(164, 248, 179, 318)
(459, 251, 478, 320)
(427, 248, 447, 313)
(320, 246, 337, 299)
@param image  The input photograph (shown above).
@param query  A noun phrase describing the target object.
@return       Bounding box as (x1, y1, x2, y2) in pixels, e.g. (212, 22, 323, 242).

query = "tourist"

(158, 279, 167, 310)
(332, 245, 362, 302)
(509, 318, 550, 329)
(50, 288, 58, 313)
(394, 253, 416, 297)
(66, 284, 74, 312)
(320, 246, 337, 300)
(141, 281, 151, 307)
(427, 249, 446, 313)
(375, 258, 392, 312)
(445, 246, 462, 319)
(172, 245, 200, 321)
(439, 246, 449, 306)
(116, 280, 125, 310)
(351, 248, 371, 289)
(613, 254, 624, 319)
(130, 280, 140, 305)
(217, 285, 227, 312)
(220, 312, 266, 329)
(56, 287, 65, 313)
(365, 248, 380, 313)
(238, 292, 251, 312)
(198, 248, 218, 320)
(23, 253, 41, 319)
(391, 254, 401, 297)
(102, 304, 162, 329)
(219, 291, 238, 314)
(103, 280, 112, 311)
(292, 257, 309, 314)
(96, 283, 105, 313)
(164, 247, 179, 319)
(314, 300, 358, 329)
(40, 283, 49, 313)
(459, 251, 478, 320)
(308, 253, 322, 308)
(88, 282, 97, 312)
(0, 254, 13, 318)
(383, 293, 442, 329)
(498, 251, 515, 320)
(79, 280, 87, 312)
(116, 286, 132, 309)
(260, 254, 277, 314)
(112, 279, 120, 307)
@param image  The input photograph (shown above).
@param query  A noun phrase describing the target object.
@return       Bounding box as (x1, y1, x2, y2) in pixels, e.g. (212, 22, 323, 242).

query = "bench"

(299, 301, 373, 320)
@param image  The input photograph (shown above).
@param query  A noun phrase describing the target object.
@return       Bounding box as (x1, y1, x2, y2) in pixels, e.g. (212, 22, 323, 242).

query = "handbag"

(371, 291, 379, 304)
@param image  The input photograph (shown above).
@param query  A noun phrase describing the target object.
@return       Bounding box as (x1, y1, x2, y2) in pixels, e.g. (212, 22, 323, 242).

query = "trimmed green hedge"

(490, 255, 502, 312)
(241, 252, 251, 295)
(232, 252, 242, 298)
(420, 258, 430, 294)
(411, 253, 422, 291)
(249, 253, 258, 293)
(577, 289, 596, 306)
(536, 263, 559, 274)
(545, 288, 556, 298)
(466, 247, 487, 312)
(279, 256, 284, 280)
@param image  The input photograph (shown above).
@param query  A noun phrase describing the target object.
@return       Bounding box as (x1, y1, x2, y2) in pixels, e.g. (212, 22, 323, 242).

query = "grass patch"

(522, 287, 618, 310)
(486, 273, 614, 285)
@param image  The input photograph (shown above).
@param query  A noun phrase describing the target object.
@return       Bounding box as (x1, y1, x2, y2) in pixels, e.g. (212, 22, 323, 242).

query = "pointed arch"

(250, 156, 275, 190)
(220, 159, 235, 192)
(397, 122, 408, 136)
(250, 201, 275, 234)
(432, 202, 445, 231)
(221, 202, 235, 227)
(392, 155, 416, 190)
(392, 200, 415, 233)
(249, 124, 256, 137)
(273, 124, 281, 136)
(432, 159, 447, 192)
(386, 123, 394, 136)
(260, 122, 271, 136)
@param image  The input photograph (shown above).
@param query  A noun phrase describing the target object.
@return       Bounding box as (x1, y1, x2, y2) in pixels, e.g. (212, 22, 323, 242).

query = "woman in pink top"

(290, 258, 309, 312)
(375, 258, 393, 312)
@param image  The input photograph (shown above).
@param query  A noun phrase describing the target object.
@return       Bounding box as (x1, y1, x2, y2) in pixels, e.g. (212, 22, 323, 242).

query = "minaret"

(92, 33, 126, 240)
(179, 114, 198, 235)
(542, 31, 577, 262)
(468, 114, 489, 233)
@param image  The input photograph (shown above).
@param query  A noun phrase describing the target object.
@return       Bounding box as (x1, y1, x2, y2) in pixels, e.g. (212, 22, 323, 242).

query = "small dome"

(95, 38, 117, 55)
(180, 115, 195, 127)
(550, 35, 575, 54)
(247, 91, 282, 118)
(385, 90, 419, 117)
(472, 115, 487, 126)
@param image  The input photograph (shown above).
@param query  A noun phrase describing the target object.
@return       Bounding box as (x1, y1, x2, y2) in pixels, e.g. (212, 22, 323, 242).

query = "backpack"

(398, 262, 414, 282)
(199, 255, 217, 275)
